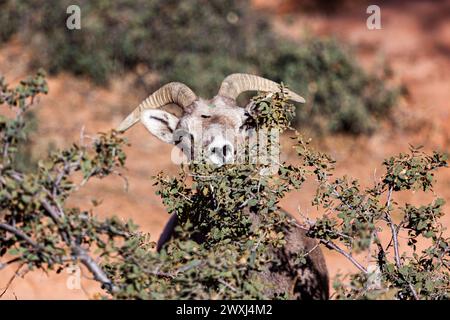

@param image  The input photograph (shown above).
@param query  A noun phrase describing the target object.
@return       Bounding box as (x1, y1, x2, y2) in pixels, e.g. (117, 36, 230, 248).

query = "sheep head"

(117, 73, 305, 166)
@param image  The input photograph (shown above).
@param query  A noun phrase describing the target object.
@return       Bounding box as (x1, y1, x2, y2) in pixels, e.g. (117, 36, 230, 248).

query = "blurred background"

(0, 0, 449, 299)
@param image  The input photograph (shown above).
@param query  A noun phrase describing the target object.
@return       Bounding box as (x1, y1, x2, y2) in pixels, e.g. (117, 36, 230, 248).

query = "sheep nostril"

(209, 142, 233, 162)
(223, 145, 233, 157)
(211, 147, 218, 155)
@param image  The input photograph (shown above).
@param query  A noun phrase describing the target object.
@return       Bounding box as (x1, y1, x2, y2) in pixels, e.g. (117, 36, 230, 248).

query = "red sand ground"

(1, 0, 449, 299)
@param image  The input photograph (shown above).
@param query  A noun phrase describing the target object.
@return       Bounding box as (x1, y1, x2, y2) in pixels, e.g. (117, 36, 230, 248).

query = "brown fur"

(157, 209, 329, 300)
(250, 209, 329, 300)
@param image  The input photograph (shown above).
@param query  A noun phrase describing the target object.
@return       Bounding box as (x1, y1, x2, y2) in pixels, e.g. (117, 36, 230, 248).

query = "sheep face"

(141, 95, 251, 166)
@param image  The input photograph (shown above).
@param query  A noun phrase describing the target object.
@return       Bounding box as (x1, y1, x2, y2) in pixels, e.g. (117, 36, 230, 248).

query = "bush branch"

(72, 246, 116, 293)
(319, 239, 367, 274)
(0, 223, 42, 250)
(384, 186, 419, 300)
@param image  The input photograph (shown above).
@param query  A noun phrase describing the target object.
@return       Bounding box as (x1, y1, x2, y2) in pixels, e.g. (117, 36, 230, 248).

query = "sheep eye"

(173, 131, 194, 145)
(239, 123, 249, 131)
(201, 115, 211, 118)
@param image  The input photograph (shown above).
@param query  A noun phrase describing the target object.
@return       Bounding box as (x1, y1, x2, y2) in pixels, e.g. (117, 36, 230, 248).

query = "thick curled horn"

(218, 73, 305, 103)
(116, 82, 197, 132)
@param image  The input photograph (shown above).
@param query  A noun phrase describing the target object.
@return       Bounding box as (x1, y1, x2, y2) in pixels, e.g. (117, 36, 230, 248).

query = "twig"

(320, 239, 368, 274)
(189, 174, 216, 179)
(150, 271, 175, 279)
(72, 246, 116, 293)
(218, 279, 237, 292)
(40, 199, 63, 221)
(303, 243, 319, 257)
(175, 260, 202, 274)
(0, 257, 21, 270)
(238, 196, 255, 210)
(293, 220, 352, 241)
(384, 187, 401, 268)
(179, 191, 193, 203)
(2, 142, 9, 163)
(52, 162, 72, 200)
(0, 223, 42, 249)
(0, 263, 24, 298)
(384, 186, 419, 300)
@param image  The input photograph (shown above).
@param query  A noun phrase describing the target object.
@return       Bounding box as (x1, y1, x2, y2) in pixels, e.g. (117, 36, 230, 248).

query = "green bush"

(0, 0, 399, 134)
(0, 0, 26, 42)
(0, 73, 448, 300)
(259, 39, 401, 134)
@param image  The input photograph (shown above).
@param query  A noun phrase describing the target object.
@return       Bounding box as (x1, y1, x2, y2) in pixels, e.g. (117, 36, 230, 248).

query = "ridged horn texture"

(218, 73, 305, 103)
(116, 82, 197, 132)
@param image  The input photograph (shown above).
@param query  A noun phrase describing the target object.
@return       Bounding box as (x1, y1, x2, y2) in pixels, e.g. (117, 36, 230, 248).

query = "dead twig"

(0, 263, 25, 298)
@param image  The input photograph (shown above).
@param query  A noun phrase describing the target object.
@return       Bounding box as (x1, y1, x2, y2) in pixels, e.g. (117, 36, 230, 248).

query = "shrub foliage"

(0, 72, 448, 299)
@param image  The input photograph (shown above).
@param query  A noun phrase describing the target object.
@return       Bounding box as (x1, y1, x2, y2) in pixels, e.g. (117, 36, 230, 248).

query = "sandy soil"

(1, 0, 449, 299)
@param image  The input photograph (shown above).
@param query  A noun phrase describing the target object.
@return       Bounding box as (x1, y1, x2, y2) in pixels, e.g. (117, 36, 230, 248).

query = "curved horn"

(117, 82, 197, 132)
(218, 73, 305, 103)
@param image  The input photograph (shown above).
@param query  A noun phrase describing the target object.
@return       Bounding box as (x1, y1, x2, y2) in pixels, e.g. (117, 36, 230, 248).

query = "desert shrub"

(0, 0, 27, 42)
(1, 72, 448, 300)
(304, 143, 449, 299)
(0, 0, 399, 135)
(258, 38, 400, 134)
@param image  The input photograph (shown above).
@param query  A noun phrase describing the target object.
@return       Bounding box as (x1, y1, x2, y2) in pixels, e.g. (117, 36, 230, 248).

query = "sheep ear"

(140, 109, 179, 144)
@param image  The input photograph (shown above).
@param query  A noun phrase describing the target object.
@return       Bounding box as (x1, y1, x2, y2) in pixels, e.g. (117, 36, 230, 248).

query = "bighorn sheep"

(117, 73, 329, 299)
